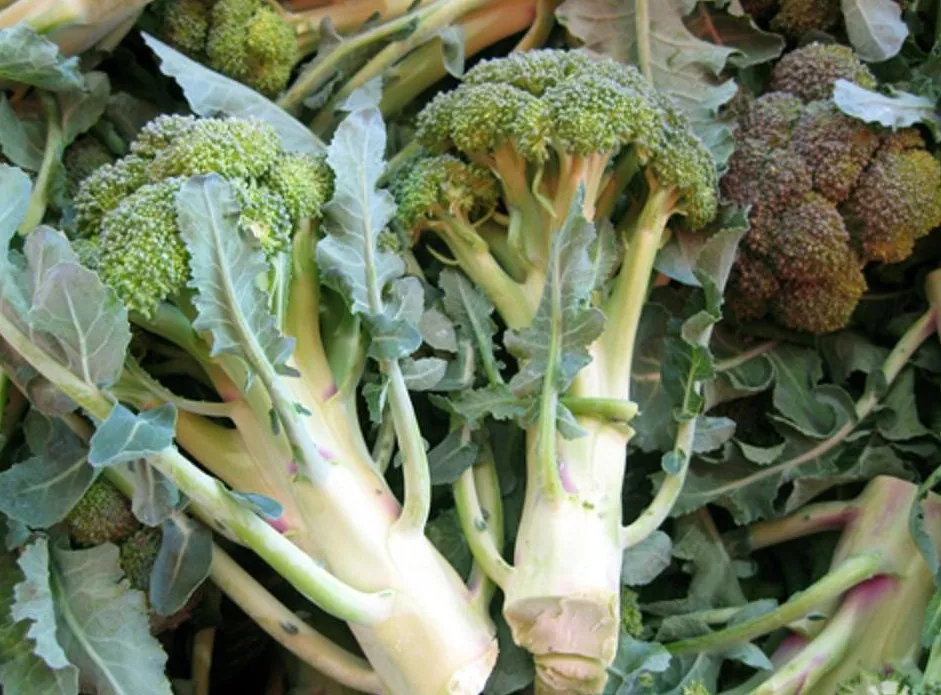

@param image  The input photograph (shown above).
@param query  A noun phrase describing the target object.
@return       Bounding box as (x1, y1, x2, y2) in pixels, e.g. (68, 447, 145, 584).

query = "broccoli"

(63, 136, 115, 195)
(722, 45, 941, 333)
(74, 114, 333, 316)
(666, 476, 941, 695)
(55, 104, 502, 695)
(66, 478, 139, 547)
(392, 48, 717, 694)
(740, 0, 908, 40)
(621, 588, 644, 638)
(119, 526, 163, 592)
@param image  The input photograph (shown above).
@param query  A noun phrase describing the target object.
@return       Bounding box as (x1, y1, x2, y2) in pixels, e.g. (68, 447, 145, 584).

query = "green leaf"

(875, 368, 931, 441)
(58, 72, 110, 147)
(436, 25, 466, 79)
(25, 229, 131, 389)
(141, 33, 325, 155)
(841, 0, 907, 62)
(604, 631, 672, 695)
(684, 5, 785, 69)
(833, 79, 941, 140)
(127, 460, 179, 527)
(922, 586, 941, 649)
(767, 346, 854, 438)
(621, 530, 672, 586)
(419, 307, 458, 352)
(441, 384, 528, 428)
(425, 508, 472, 579)
(50, 542, 172, 695)
(0, 550, 78, 695)
(692, 415, 735, 453)
(149, 516, 212, 616)
(0, 26, 83, 92)
(317, 107, 422, 360)
(88, 404, 177, 468)
(0, 98, 46, 171)
(439, 268, 501, 382)
(484, 611, 535, 695)
(400, 357, 447, 391)
(662, 337, 714, 422)
(819, 330, 889, 385)
(0, 165, 33, 305)
(229, 492, 284, 521)
(12, 539, 69, 670)
(428, 426, 480, 485)
(630, 303, 674, 452)
(176, 175, 295, 375)
(556, 0, 738, 164)
(505, 191, 605, 397)
(0, 414, 94, 528)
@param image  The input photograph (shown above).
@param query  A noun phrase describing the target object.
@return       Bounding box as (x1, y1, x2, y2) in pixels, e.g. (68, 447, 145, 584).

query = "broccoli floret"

(66, 478, 139, 547)
(770, 0, 841, 39)
(620, 588, 644, 638)
(681, 682, 712, 695)
(206, 0, 298, 97)
(843, 132, 941, 263)
(721, 49, 939, 334)
(770, 43, 878, 102)
(119, 526, 163, 592)
(152, 0, 214, 56)
(75, 115, 332, 317)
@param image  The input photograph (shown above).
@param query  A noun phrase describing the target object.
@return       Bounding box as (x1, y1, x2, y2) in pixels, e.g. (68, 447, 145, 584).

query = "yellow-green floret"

(620, 588, 644, 638)
(152, 0, 214, 56)
(66, 478, 139, 547)
(406, 48, 718, 273)
(119, 527, 163, 592)
(63, 136, 115, 194)
(206, 0, 298, 97)
(720, 49, 941, 334)
(74, 114, 333, 317)
(770, 43, 878, 103)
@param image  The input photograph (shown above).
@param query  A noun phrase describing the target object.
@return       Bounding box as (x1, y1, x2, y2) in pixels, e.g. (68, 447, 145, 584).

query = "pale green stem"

(923, 632, 941, 684)
(635, 0, 653, 84)
(454, 462, 514, 590)
(310, 0, 492, 134)
(192, 626, 215, 695)
(0, 309, 393, 626)
(511, 0, 559, 51)
(287, 0, 437, 37)
(19, 93, 62, 235)
(725, 500, 857, 555)
(666, 552, 883, 655)
(560, 396, 637, 424)
(371, 411, 396, 475)
(714, 340, 778, 373)
(386, 359, 432, 533)
(600, 187, 676, 401)
(467, 444, 506, 612)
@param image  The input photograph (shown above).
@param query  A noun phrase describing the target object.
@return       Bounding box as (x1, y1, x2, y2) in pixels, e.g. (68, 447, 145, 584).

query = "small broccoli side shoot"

(73, 114, 334, 317)
(722, 44, 941, 334)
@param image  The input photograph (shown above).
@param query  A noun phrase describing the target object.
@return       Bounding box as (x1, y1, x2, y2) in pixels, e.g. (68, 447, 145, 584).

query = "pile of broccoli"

(723, 43, 941, 334)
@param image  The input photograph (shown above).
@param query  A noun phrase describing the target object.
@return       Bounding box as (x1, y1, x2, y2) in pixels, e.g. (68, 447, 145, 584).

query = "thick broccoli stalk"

(70, 113, 498, 695)
(392, 49, 718, 694)
(723, 44, 941, 334)
(668, 476, 941, 695)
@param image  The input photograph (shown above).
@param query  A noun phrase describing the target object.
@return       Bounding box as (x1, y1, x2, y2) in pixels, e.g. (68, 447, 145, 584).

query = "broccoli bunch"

(722, 43, 941, 334)
(73, 114, 333, 317)
(152, 0, 302, 96)
(740, 0, 908, 40)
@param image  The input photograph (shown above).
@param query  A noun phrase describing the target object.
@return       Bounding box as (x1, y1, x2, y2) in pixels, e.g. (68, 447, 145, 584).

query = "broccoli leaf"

(25, 228, 130, 390)
(318, 106, 422, 360)
(0, 413, 94, 528)
(149, 516, 212, 617)
(0, 26, 83, 92)
(440, 385, 529, 428)
(556, 0, 738, 164)
(141, 34, 325, 155)
(833, 80, 941, 140)
(428, 426, 480, 485)
(505, 192, 604, 398)
(400, 357, 447, 391)
(621, 530, 672, 587)
(604, 630, 672, 695)
(12, 538, 70, 670)
(684, 5, 785, 69)
(0, 166, 32, 315)
(841, 0, 907, 62)
(484, 612, 535, 695)
(440, 268, 503, 385)
(0, 99, 46, 171)
(49, 541, 172, 695)
(127, 461, 180, 527)
(0, 550, 78, 695)
(88, 404, 177, 469)
(176, 175, 296, 377)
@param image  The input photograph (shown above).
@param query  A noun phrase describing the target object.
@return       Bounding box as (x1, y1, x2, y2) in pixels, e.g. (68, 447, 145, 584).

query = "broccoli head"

(770, 0, 841, 39)
(721, 46, 941, 333)
(401, 49, 717, 280)
(770, 43, 878, 102)
(152, 0, 214, 56)
(63, 136, 115, 195)
(119, 526, 163, 592)
(74, 114, 334, 317)
(66, 478, 139, 547)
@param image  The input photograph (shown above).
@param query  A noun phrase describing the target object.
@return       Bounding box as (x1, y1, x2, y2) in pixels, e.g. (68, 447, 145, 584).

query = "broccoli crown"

(414, 49, 718, 228)
(205, 0, 298, 97)
(389, 154, 500, 232)
(620, 588, 644, 638)
(153, 0, 214, 56)
(720, 61, 941, 334)
(74, 115, 334, 317)
(66, 478, 139, 547)
(119, 526, 163, 592)
(770, 43, 878, 103)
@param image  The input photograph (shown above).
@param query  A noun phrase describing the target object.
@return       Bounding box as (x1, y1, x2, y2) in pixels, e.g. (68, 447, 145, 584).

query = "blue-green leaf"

(176, 175, 295, 375)
(0, 27, 83, 92)
(88, 404, 177, 469)
(841, 0, 907, 62)
(127, 461, 180, 527)
(428, 426, 480, 485)
(149, 516, 212, 616)
(12, 539, 69, 670)
(834, 79, 941, 140)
